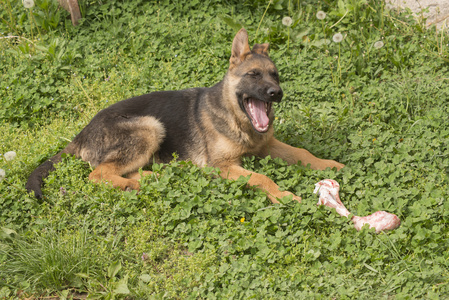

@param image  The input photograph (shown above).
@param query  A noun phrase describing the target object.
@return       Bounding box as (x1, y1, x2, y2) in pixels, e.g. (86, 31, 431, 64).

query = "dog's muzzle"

(244, 98, 272, 133)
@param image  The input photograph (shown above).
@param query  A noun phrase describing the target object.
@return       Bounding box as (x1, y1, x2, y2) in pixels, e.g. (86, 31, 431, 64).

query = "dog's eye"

(271, 71, 279, 79)
(247, 70, 260, 77)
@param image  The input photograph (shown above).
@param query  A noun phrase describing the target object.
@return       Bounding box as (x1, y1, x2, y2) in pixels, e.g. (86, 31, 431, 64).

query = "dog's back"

(26, 28, 343, 202)
(26, 86, 217, 198)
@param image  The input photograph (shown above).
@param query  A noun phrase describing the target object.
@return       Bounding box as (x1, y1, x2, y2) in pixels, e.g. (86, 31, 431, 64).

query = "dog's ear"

(252, 43, 269, 56)
(230, 28, 251, 69)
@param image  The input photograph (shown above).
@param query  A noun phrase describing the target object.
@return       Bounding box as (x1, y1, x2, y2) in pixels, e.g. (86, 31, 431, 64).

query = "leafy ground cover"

(1, 0, 449, 298)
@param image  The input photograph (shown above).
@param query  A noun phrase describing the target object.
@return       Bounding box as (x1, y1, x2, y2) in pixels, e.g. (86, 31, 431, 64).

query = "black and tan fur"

(26, 29, 344, 203)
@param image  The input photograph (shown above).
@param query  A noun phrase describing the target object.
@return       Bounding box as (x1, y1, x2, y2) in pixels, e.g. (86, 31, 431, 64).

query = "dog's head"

(226, 28, 282, 134)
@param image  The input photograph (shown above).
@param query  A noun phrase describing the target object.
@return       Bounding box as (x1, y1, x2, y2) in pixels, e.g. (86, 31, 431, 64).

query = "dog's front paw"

(332, 160, 345, 170)
(278, 191, 301, 203)
(292, 194, 302, 203)
(322, 159, 345, 171)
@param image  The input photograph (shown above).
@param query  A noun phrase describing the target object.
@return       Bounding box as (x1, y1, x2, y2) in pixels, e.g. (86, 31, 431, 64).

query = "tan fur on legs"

(89, 163, 140, 191)
(219, 164, 301, 204)
(259, 138, 345, 170)
(26, 28, 344, 203)
(127, 171, 154, 181)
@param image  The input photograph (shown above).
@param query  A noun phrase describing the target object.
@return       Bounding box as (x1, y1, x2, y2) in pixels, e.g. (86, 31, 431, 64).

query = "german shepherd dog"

(26, 29, 344, 202)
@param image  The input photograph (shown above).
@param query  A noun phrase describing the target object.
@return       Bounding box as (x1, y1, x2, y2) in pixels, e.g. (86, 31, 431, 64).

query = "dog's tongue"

(249, 98, 269, 131)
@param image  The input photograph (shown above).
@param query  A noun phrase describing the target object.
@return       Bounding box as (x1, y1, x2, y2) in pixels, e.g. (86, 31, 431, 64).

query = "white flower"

(282, 16, 293, 27)
(332, 33, 344, 43)
(0, 169, 5, 181)
(374, 40, 384, 49)
(316, 11, 326, 20)
(4, 151, 16, 161)
(23, 0, 34, 9)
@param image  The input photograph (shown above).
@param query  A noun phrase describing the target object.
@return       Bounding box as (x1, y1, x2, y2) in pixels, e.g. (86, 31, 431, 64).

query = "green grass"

(1, 0, 449, 298)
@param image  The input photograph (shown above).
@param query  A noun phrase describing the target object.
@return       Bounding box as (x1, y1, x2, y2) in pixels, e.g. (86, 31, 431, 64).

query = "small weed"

(0, 227, 109, 294)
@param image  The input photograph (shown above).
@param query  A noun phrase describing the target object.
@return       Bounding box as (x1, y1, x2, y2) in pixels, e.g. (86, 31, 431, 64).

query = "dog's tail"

(25, 145, 74, 199)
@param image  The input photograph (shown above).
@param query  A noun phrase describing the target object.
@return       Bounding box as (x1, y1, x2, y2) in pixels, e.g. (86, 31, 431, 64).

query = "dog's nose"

(267, 87, 283, 101)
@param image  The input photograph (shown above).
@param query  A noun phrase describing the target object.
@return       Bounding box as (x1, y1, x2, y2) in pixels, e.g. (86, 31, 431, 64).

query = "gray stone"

(387, 0, 449, 30)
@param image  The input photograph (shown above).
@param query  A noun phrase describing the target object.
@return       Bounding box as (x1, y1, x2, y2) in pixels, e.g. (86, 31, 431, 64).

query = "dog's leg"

(89, 163, 141, 191)
(126, 171, 154, 181)
(259, 138, 344, 170)
(82, 116, 166, 191)
(219, 164, 301, 204)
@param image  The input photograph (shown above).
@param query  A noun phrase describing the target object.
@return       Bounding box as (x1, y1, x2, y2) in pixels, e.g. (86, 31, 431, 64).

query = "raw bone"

(313, 179, 400, 233)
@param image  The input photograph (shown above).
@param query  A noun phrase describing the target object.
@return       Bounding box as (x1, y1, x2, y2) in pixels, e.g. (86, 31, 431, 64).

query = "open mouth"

(243, 97, 272, 133)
